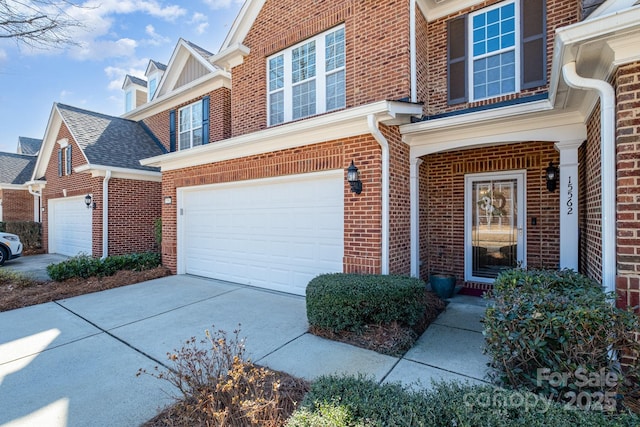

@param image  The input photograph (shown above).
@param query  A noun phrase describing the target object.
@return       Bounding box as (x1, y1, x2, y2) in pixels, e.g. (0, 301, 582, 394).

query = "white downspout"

(101, 170, 111, 260)
(410, 156, 423, 277)
(410, 0, 417, 103)
(368, 114, 389, 275)
(28, 185, 42, 222)
(562, 62, 616, 293)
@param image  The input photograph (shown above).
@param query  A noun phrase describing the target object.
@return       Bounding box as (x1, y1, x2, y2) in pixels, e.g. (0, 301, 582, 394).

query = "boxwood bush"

(483, 269, 640, 403)
(286, 375, 640, 426)
(306, 273, 429, 332)
(47, 252, 161, 282)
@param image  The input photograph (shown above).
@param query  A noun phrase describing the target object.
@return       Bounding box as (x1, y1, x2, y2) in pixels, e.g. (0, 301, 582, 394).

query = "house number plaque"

(566, 176, 574, 215)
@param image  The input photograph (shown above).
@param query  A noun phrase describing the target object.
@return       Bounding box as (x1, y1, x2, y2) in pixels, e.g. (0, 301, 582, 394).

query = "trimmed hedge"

(483, 269, 640, 402)
(287, 375, 640, 427)
(0, 221, 42, 250)
(306, 273, 429, 332)
(47, 252, 161, 282)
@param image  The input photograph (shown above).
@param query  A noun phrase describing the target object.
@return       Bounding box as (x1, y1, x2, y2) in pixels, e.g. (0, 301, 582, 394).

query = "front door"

(464, 171, 525, 283)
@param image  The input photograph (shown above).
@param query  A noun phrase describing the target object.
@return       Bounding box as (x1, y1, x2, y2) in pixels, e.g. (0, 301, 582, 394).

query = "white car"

(0, 232, 23, 266)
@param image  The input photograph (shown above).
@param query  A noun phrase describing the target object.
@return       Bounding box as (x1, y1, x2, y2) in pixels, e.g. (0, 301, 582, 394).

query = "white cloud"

(70, 37, 138, 61)
(202, 0, 244, 10)
(104, 59, 147, 92)
(60, 90, 73, 100)
(143, 24, 171, 46)
(190, 12, 209, 35)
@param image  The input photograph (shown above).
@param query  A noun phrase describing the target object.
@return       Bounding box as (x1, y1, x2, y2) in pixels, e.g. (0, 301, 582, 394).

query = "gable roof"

(55, 104, 165, 172)
(122, 74, 147, 90)
(147, 60, 167, 75)
(153, 38, 218, 100)
(17, 136, 42, 156)
(0, 152, 37, 185)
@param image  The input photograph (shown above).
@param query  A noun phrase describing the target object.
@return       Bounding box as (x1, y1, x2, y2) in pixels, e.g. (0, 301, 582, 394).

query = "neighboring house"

(0, 152, 38, 222)
(29, 103, 165, 257)
(16, 136, 42, 156)
(136, 0, 639, 319)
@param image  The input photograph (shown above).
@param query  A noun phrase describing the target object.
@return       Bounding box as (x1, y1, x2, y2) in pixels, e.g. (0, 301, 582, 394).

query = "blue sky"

(0, 0, 244, 153)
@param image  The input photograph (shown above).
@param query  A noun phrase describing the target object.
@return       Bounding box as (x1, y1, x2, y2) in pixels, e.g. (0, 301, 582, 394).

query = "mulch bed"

(0, 266, 172, 312)
(309, 290, 447, 356)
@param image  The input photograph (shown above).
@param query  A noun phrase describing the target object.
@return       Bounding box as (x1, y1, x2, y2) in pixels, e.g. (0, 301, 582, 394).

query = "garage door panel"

(49, 197, 92, 257)
(181, 172, 343, 295)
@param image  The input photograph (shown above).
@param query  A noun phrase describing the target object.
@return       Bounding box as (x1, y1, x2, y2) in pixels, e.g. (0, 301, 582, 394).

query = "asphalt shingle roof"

(183, 39, 213, 61)
(0, 152, 37, 184)
(149, 60, 167, 72)
(56, 104, 166, 172)
(126, 75, 147, 87)
(17, 137, 42, 156)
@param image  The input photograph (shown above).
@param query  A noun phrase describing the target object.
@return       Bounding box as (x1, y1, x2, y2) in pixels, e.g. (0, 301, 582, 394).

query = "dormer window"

(267, 25, 346, 126)
(148, 77, 158, 102)
(125, 90, 133, 113)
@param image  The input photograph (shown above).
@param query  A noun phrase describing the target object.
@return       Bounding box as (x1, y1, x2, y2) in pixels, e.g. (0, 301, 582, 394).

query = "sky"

(0, 0, 245, 153)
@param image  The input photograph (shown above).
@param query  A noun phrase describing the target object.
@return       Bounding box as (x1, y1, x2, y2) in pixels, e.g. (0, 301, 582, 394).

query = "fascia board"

(0, 184, 28, 190)
(141, 101, 423, 171)
(74, 164, 161, 182)
(219, 0, 266, 51)
(122, 71, 230, 121)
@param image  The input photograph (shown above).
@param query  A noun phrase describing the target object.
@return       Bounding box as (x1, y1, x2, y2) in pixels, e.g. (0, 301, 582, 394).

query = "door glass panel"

(471, 178, 518, 278)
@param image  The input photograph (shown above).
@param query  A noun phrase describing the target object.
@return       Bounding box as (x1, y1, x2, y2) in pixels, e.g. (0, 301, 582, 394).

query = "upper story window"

(179, 100, 203, 150)
(447, 0, 545, 105)
(268, 25, 346, 126)
(125, 90, 133, 113)
(469, 1, 518, 101)
(148, 77, 158, 102)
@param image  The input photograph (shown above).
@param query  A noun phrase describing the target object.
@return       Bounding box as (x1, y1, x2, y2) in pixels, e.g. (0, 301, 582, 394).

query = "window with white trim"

(148, 77, 157, 101)
(178, 100, 203, 150)
(268, 25, 345, 126)
(469, 1, 519, 101)
(125, 90, 133, 113)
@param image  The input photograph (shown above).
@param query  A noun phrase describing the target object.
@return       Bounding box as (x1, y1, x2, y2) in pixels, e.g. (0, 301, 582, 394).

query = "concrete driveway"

(0, 275, 489, 426)
(3, 254, 69, 281)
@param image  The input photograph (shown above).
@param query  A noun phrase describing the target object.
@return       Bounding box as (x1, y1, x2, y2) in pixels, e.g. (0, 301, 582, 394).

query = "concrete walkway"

(3, 254, 69, 281)
(0, 275, 490, 426)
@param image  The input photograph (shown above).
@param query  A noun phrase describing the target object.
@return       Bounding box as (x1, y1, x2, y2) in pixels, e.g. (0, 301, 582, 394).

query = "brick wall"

(614, 62, 640, 317)
(161, 135, 384, 275)
(418, 141, 560, 289)
(420, 0, 580, 116)
(231, 0, 411, 137)
(142, 87, 232, 151)
(41, 122, 161, 257)
(0, 189, 33, 221)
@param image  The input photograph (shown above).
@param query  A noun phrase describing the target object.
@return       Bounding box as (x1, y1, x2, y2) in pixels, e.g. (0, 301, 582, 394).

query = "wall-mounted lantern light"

(347, 160, 362, 195)
(545, 161, 558, 192)
(85, 194, 96, 210)
(164, 196, 172, 205)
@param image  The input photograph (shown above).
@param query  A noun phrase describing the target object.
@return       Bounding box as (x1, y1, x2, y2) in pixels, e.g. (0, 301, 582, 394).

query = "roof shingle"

(17, 137, 42, 156)
(0, 152, 37, 185)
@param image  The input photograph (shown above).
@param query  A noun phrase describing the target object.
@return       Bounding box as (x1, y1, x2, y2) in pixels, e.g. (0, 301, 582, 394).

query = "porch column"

(410, 156, 423, 277)
(554, 140, 584, 271)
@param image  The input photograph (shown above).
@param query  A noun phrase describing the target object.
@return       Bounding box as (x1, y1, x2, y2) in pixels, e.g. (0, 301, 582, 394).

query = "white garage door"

(179, 170, 344, 295)
(48, 196, 92, 256)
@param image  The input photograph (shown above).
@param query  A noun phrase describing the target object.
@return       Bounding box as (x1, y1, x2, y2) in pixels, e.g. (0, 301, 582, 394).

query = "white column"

(554, 140, 583, 271)
(410, 156, 423, 277)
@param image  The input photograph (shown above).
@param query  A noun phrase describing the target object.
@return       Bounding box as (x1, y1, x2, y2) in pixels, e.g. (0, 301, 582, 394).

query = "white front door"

(464, 171, 526, 283)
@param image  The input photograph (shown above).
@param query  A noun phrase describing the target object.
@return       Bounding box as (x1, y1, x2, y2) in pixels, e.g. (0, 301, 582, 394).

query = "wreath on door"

(477, 191, 506, 217)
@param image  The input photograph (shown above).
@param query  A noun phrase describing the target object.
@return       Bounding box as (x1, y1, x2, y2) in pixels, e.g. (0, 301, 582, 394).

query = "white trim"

(0, 184, 28, 190)
(464, 170, 526, 284)
(410, 157, 423, 277)
(367, 115, 389, 275)
(417, 0, 487, 23)
(176, 169, 342, 275)
(219, 0, 266, 51)
(211, 43, 250, 70)
(101, 171, 111, 259)
(57, 138, 69, 148)
(467, 0, 520, 103)
(141, 101, 423, 171)
(74, 164, 161, 182)
(178, 100, 204, 150)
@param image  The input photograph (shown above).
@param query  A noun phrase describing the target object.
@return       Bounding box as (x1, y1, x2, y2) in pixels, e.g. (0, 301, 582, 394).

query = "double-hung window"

(447, 0, 545, 105)
(178, 100, 203, 150)
(469, 1, 518, 101)
(268, 25, 345, 126)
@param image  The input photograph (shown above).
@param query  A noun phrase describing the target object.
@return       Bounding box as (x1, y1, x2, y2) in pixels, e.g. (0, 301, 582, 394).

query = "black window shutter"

(169, 109, 176, 152)
(447, 15, 467, 105)
(57, 149, 62, 177)
(202, 96, 210, 145)
(521, 0, 546, 89)
(66, 145, 72, 175)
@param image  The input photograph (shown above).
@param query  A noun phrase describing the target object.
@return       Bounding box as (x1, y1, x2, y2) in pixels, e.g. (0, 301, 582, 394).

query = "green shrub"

(47, 252, 161, 282)
(2, 221, 41, 250)
(483, 268, 640, 404)
(306, 273, 429, 332)
(286, 375, 640, 427)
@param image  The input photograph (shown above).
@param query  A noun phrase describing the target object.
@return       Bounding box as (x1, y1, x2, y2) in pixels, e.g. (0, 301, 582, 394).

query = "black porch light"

(545, 161, 558, 192)
(347, 160, 362, 194)
(84, 194, 96, 210)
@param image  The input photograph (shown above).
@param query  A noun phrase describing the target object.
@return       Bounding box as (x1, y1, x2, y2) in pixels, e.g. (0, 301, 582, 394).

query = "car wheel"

(0, 246, 7, 266)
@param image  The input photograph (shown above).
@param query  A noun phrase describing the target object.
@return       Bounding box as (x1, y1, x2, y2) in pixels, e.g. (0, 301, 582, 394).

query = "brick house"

(0, 152, 38, 222)
(29, 103, 165, 257)
(137, 0, 639, 312)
